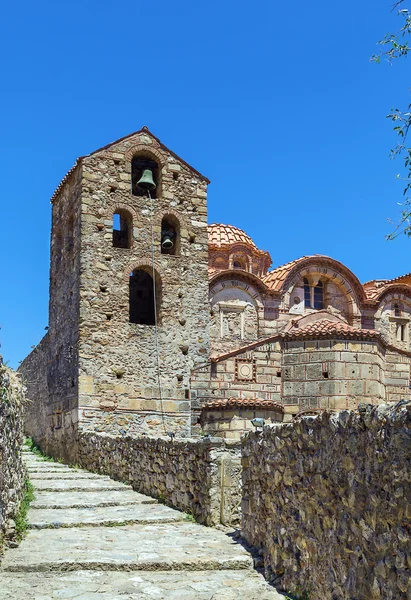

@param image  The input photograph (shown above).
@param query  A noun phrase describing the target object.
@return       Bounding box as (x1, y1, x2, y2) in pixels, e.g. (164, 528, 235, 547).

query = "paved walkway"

(0, 449, 284, 599)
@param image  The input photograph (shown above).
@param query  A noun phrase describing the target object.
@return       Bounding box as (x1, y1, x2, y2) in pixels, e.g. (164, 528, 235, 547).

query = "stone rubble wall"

(78, 432, 241, 526)
(241, 402, 411, 600)
(0, 360, 26, 551)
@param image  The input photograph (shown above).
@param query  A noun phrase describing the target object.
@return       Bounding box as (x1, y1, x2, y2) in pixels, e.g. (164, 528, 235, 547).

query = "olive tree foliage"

(372, 1, 411, 239)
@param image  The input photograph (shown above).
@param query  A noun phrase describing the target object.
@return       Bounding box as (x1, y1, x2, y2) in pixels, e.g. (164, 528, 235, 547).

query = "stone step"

(25, 462, 76, 469)
(1, 523, 253, 572)
(28, 504, 183, 528)
(29, 472, 109, 480)
(26, 466, 82, 473)
(31, 489, 157, 509)
(31, 478, 132, 492)
(0, 570, 283, 599)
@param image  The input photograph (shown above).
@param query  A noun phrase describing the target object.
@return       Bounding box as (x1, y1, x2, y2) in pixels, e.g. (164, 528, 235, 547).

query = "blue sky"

(1, 0, 410, 367)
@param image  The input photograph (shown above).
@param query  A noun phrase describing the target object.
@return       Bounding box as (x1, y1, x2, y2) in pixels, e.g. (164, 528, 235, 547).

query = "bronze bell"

(137, 169, 156, 190)
(161, 235, 174, 249)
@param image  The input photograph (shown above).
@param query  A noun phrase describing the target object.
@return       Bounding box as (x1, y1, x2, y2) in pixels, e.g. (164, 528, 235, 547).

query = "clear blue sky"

(1, 0, 410, 368)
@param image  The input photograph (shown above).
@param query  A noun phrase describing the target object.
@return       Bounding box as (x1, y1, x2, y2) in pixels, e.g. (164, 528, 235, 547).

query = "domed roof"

(208, 223, 258, 250)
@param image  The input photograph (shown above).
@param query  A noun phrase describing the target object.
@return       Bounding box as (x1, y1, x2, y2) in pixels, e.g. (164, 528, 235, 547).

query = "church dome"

(208, 223, 258, 250)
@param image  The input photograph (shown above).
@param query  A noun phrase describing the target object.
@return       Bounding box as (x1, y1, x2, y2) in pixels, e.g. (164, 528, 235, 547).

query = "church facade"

(20, 128, 411, 459)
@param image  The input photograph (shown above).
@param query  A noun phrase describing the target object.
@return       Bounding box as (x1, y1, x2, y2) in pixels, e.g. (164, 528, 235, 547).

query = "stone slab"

(28, 504, 184, 528)
(0, 570, 284, 599)
(1, 523, 253, 572)
(31, 490, 157, 509)
(30, 472, 109, 480)
(31, 479, 132, 492)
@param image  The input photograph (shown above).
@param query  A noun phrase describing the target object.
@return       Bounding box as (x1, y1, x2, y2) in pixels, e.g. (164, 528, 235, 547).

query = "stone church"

(20, 127, 411, 461)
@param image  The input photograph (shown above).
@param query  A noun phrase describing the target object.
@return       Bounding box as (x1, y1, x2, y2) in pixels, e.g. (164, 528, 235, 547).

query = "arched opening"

(113, 210, 132, 249)
(131, 155, 159, 198)
(161, 215, 180, 255)
(232, 255, 247, 270)
(129, 269, 161, 325)
(313, 280, 324, 309)
(304, 278, 311, 308)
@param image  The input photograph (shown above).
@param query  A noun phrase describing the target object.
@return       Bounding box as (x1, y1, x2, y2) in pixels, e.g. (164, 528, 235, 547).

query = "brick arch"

(374, 287, 411, 318)
(280, 257, 365, 318)
(157, 208, 188, 229)
(125, 144, 165, 167)
(110, 202, 139, 221)
(123, 259, 164, 283)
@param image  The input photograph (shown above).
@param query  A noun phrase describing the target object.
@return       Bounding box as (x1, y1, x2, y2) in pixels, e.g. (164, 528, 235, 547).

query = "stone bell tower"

(25, 127, 211, 457)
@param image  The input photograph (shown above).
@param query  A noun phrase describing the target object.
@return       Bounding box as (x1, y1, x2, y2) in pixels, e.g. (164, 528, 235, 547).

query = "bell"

(162, 235, 174, 249)
(137, 169, 156, 190)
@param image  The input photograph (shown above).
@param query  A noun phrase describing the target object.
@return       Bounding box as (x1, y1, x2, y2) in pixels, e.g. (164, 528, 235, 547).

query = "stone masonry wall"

(242, 402, 411, 600)
(78, 432, 241, 526)
(77, 130, 210, 437)
(0, 361, 26, 552)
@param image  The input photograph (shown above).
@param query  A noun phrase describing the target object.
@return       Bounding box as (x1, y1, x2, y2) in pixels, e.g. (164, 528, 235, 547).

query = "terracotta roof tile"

(208, 223, 258, 249)
(283, 319, 380, 341)
(201, 398, 285, 411)
(262, 255, 326, 292)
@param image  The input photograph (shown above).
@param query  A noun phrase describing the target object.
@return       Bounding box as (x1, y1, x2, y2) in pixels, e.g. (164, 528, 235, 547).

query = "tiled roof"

(262, 255, 325, 291)
(208, 224, 258, 249)
(201, 398, 285, 411)
(363, 277, 411, 300)
(283, 319, 380, 341)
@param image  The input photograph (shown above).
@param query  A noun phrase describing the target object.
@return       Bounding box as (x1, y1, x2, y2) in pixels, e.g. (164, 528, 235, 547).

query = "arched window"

(129, 269, 161, 325)
(313, 280, 324, 309)
(304, 278, 311, 308)
(161, 215, 180, 255)
(131, 155, 159, 198)
(304, 278, 324, 309)
(113, 210, 132, 249)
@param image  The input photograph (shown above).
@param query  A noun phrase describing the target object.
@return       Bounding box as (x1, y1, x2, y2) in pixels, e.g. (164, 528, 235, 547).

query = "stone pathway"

(0, 449, 284, 599)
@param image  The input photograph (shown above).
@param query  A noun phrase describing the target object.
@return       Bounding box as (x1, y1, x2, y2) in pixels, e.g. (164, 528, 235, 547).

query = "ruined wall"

(0, 361, 26, 551)
(19, 335, 49, 451)
(20, 167, 82, 464)
(77, 131, 210, 437)
(78, 432, 241, 526)
(242, 402, 411, 600)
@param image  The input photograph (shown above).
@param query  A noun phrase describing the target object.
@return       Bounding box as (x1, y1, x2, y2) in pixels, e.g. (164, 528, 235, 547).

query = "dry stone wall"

(241, 402, 411, 600)
(0, 361, 26, 551)
(78, 432, 241, 526)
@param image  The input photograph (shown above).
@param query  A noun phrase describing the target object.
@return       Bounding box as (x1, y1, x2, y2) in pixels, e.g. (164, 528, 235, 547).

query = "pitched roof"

(51, 126, 209, 203)
(283, 319, 380, 341)
(201, 398, 284, 411)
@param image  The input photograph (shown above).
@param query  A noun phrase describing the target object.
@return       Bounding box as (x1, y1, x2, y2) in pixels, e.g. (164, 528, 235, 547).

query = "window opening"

(132, 156, 158, 198)
(113, 210, 132, 249)
(129, 269, 156, 325)
(161, 215, 180, 255)
(313, 280, 324, 310)
(393, 303, 401, 317)
(304, 278, 311, 308)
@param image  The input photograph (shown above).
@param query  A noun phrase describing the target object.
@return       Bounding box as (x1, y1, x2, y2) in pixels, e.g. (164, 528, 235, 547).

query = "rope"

(147, 189, 168, 436)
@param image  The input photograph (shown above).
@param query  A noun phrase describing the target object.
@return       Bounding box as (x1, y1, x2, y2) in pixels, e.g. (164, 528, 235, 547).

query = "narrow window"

(129, 269, 158, 325)
(313, 280, 324, 309)
(131, 156, 158, 198)
(304, 278, 311, 308)
(401, 324, 407, 342)
(161, 215, 180, 255)
(393, 303, 401, 317)
(113, 210, 132, 249)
